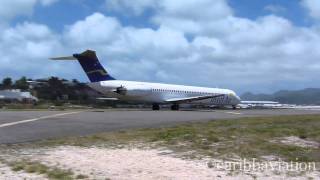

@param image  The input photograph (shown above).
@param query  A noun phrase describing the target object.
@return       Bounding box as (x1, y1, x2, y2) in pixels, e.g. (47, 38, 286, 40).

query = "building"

(0, 89, 38, 103)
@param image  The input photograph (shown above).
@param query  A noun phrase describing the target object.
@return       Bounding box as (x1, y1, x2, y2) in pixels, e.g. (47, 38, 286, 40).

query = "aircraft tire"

(171, 104, 180, 111)
(152, 104, 160, 110)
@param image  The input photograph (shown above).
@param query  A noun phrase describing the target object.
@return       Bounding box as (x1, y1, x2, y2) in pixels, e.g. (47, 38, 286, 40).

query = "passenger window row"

(151, 89, 213, 95)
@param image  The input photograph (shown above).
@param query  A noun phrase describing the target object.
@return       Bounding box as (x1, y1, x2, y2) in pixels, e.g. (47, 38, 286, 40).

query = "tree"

(2, 77, 12, 89)
(15, 76, 29, 90)
(48, 77, 67, 100)
(72, 79, 80, 84)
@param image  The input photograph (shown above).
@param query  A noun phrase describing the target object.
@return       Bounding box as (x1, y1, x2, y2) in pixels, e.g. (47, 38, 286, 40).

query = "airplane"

(51, 50, 241, 110)
(239, 101, 281, 109)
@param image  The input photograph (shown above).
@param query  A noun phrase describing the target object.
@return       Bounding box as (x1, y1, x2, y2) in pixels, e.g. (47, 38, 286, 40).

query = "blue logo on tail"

(73, 50, 115, 82)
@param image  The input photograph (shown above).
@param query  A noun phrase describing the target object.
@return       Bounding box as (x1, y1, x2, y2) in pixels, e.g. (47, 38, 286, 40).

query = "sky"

(0, 0, 320, 94)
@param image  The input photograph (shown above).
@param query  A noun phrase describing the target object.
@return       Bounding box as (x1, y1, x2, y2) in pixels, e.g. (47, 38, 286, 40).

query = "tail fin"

(51, 50, 115, 82)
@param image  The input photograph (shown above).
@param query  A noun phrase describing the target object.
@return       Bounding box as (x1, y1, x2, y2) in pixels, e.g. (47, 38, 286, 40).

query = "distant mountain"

(241, 88, 320, 105)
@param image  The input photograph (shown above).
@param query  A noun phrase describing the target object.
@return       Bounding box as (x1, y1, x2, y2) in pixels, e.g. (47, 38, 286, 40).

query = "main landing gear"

(152, 104, 180, 111)
(171, 104, 180, 111)
(152, 103, 160, 111)
(232, 105, 237, 110)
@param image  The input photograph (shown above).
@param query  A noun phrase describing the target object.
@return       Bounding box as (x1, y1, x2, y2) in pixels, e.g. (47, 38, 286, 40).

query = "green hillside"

(241, 88, 320, 105)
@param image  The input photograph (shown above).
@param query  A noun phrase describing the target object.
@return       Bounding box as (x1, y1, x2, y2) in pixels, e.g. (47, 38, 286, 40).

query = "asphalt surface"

(0, 109, 320, 144)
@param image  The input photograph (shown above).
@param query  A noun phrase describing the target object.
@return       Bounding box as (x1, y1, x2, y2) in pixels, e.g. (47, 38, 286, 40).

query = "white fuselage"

(88, 80, 241, 106)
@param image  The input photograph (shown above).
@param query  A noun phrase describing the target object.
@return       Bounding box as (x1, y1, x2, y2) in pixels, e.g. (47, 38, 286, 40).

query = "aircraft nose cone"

(236, 95, 241, 103)
(229, 91, 241, 104)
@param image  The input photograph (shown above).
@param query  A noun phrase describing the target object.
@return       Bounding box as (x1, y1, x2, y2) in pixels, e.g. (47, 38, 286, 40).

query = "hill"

(241, 88, 320, 105)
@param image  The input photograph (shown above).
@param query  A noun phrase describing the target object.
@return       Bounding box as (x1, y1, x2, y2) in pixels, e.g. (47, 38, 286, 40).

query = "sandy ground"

(27, 146, 318, 180)
(0, 162, 46, 180)
(278, 136, 320, 148)
(35, 146, 225, 180)
(1, 143, 318, 180)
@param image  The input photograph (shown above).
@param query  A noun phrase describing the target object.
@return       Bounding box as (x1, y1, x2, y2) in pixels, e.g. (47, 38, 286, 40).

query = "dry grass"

(8, 160, 74, 179)
(24, 115, 320, 162)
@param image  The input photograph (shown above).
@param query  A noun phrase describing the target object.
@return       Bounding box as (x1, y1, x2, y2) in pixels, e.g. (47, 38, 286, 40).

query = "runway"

(0, 109, 319, 144)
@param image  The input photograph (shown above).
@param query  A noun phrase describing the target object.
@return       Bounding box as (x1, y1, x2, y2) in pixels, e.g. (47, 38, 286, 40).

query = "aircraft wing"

(165, 94, 225, 103)
(96, 97, 119, 101)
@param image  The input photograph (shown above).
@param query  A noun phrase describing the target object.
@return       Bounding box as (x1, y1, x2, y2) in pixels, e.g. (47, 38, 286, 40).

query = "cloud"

(106, 0, 233, 35)
(64, 13, 121, 46)
(63, 12, 190, 81)
(100, 0, 320, 92)
(61, 11, 320, 93)
(0, 0, 59, 22)
(0, 12, 189, 83)
(1, 0, 320, 93)
(156, 0, 232, 20)
(0, 21, 66, 79)
(264, 5, 286, 14)
(105, 0, 157, 15)
(301, 0, 320, 20)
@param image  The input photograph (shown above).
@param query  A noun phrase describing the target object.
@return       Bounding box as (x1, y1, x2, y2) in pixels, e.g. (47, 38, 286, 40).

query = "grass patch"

(76, 174, 89, 179)
(19, 115, 320, 162)
(9, 160, 74, 180)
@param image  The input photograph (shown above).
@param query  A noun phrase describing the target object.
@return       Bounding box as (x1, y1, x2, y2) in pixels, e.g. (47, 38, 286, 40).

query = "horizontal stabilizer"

(50, 56, 76, 60)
